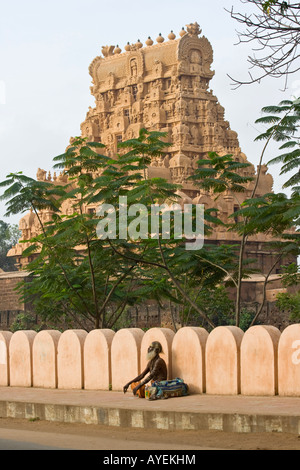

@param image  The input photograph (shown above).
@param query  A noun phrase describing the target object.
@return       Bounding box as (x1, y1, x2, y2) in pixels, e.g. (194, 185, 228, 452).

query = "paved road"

(0, 424, 219, 451)
(0, 438, 63, 450)
(0, 417, 299, 450)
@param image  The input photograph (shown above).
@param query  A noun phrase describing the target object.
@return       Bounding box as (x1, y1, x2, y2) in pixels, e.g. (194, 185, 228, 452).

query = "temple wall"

(0, 325, 300, 396)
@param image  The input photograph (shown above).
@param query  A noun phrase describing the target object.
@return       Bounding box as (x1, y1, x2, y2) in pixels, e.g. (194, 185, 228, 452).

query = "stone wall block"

(84, 329, 115, 390)
(111, 328, 144, 391)
(206, 326, 244, 395)
(241, 325, 281, 396)
(32, 330, 61, 388)
(57, 329, 87, 389)
(140, 327, 175, 380)
(0, 331, 13, 386)
(172, 326, 208, 393)
(9, 330, 37, 387)
(278, 324, 300, 396)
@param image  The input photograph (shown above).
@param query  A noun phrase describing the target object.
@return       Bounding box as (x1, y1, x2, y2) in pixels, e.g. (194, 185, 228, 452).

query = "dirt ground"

(0, 417, 299, 450)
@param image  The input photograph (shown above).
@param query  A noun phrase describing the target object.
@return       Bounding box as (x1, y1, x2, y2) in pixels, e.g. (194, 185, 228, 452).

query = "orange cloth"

(131, 381, 145, 398)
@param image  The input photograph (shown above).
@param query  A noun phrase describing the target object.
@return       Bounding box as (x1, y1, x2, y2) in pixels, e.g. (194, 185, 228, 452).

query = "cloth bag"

(145, 378, 189, 400)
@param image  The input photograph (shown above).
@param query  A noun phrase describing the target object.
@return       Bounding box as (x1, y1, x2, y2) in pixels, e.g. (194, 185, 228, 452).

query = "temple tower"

(80, 22, 255, 201)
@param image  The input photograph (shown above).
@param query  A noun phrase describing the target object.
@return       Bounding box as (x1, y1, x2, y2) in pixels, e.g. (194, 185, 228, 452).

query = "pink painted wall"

(278, 324, 300, 396)
(33, 330, 61, 388)
(1, 324, 300, 396)
(241, 325, 280, 396)
(84, 329, 115, 390)
(0, 331, 12, 386)
(57, 329, 87, 389)
(111, 328, 144, 391)
(172, 326, 208, 393)
(9, 330, 37, 387)
(205, 326, 244, 395)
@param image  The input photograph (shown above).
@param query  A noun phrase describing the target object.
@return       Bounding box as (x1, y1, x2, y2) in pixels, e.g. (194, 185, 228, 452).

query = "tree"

(0, 143, 139, 330)
(236, 98, 300, 324)
(227, 1, 300, 89)
(0, 131, 232, 330)
(0, 220, 21, 271)
(277, 290, 300, 320)
(187, 97, 300, 327)
(261, 99, 300, 194)
(185, 285, 256, 332)
(188, 151, 261, 326)
(273, 262, 300, 321)
(90, 129, 227, 329)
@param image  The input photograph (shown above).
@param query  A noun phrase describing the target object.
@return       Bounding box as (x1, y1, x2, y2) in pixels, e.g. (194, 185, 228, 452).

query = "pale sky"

(0, 0, 298, 225)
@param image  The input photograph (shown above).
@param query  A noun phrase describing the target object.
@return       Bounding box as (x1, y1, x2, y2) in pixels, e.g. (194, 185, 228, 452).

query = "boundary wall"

(0, 325, 300, 396)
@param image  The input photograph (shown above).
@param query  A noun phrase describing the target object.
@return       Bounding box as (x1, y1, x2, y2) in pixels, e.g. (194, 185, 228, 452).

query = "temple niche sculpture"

(9, 22, 291, 300)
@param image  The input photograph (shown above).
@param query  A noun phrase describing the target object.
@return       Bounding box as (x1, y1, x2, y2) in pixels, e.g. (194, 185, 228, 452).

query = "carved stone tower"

(78, 22, 274, 230)
(80, 22, 247, 200)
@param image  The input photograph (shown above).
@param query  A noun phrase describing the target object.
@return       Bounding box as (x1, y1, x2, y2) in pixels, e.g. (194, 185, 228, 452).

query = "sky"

(0, 0, 299, 226)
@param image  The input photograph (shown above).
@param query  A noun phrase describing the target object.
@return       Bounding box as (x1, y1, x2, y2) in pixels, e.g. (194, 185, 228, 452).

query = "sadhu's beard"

(146, 349, 157, 361)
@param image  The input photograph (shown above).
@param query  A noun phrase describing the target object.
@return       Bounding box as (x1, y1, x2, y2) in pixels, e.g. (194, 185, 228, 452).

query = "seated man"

(123, 341, 167, 397)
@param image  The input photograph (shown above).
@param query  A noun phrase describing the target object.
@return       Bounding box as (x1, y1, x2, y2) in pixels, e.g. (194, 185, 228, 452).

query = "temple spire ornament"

(186, 22, 202, 37)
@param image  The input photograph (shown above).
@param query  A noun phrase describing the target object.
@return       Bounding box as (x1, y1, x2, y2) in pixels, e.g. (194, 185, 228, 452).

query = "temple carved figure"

(8, 22, 293, 299)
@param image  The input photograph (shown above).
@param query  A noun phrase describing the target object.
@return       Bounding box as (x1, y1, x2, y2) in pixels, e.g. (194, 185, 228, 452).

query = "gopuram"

(6, 22, 296, 325)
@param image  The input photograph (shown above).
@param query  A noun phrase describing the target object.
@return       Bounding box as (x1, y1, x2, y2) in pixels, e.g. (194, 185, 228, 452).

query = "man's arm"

(123, 365, 150, 393)
(131, 358, 164, 395)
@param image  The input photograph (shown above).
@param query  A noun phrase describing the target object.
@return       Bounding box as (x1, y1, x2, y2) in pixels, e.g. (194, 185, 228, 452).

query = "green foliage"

(0, 220, 21, 271)
(184, 285, 256, 332)
(239, 97, 300, 327)
(276, 291, 300, 321)
(262, 1, 289, 14)
(1, 130, 235, 330)
(280, 262, 300, 287)
(235, 98, 300, 263)
(234, 192, 300, 237)
(189, 152, 254, 195)
(255, 99, 300, 194)
(276, 263, 300, 322)
(188, 98, 300, 329)
(0, 172, 61, 217)
(187, 285, 235, 329)
(10, 312, 41, 332)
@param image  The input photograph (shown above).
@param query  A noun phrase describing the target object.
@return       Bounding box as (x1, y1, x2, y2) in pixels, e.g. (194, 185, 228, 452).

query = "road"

(0, 424, 217, 450)
(0, 417, 299, 450)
